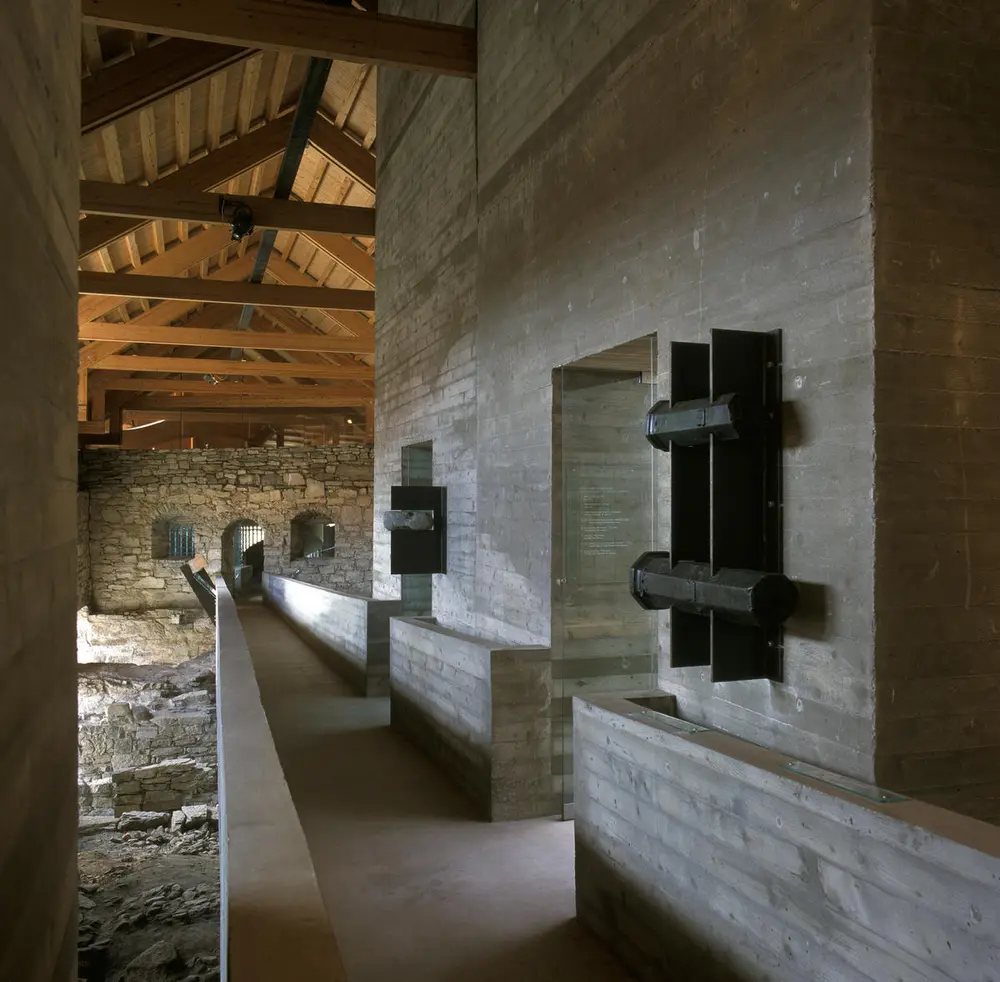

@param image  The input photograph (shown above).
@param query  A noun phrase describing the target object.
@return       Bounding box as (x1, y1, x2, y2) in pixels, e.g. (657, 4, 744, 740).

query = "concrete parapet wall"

(389, 617, 555, 821)
(575, 692, 1000, 982)
(216, 580, 346, 982)
(263, 573, 403, 697)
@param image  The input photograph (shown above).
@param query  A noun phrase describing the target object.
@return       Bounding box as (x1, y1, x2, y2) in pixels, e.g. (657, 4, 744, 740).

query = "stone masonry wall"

(79, 490, 92, 609)
(80, 447, 373, 612)
(0, 1, 80, 979)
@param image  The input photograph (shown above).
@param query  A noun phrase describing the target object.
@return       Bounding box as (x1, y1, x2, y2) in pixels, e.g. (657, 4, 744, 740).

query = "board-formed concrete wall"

(263, 573, 403, 696)
(0, 1, 80, 978)
(575, 693, 1000, 982)
(377, 0, 877, 779)
(872, 0, 1000, 824)
(80, 447, 373, 611)
(390, 618, 555, 821)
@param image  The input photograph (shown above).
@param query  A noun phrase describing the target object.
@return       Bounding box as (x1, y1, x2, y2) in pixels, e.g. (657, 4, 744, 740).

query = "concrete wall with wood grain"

(263, 573, 403, 696)
(0, 1, 80, 979)
(377, 0, 878, 779)
(389, 617, 555, 820)
(872, 0, 1000, 824)
(575, 694, 1000, 982)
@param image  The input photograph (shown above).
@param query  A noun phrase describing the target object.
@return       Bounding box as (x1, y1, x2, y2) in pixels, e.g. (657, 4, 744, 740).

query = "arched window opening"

(290, 513, 336, 561)
(222, 519, 266, 594)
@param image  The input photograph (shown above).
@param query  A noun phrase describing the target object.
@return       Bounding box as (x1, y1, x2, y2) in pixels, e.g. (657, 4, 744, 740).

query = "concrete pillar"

(0, 1, 80, 979)
(873, 0, 1000, 822)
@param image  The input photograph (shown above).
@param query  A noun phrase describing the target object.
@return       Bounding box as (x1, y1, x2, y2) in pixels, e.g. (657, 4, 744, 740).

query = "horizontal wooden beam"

(78, 271, 376, 311)
(81, 181, 376, 236)
(80, 116, 292, 258)
(128, 395, 371, 410)
(79, 223, 236, 323)
(79, 322, 373, 355)
(94, 376, 370, 400)
(82, 0, 476, 77)
(125, 408, 352, 424)
(82, 37, 250, 134)
(79, 420, 111, 435)
(100, 355, 373, 380)
(310, 114, 376, 192)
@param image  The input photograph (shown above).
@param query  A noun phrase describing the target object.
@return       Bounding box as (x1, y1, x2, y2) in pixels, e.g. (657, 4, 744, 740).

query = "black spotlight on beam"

(219, 197, 255, 241)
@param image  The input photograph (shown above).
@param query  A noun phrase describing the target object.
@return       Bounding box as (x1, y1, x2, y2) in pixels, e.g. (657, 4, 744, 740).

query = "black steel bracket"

(634, 329, 791, 682)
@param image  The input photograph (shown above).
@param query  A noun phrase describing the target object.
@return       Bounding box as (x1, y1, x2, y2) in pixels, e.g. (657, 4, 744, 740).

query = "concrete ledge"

(216, 582, 346, 982)
(389, 617, 556, 821)
(574, 691, 1000, 982)
(263, 573, 403, 697)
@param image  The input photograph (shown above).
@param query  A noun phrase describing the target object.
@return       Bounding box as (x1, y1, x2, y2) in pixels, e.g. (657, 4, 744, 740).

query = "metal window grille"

(168, 523, 195, 559)
(235, 523, 265, 560)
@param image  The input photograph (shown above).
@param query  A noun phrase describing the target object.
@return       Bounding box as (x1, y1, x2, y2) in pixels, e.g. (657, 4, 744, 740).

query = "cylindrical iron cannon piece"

(630, 551, 798, 628)
(382, 509, 436, 532)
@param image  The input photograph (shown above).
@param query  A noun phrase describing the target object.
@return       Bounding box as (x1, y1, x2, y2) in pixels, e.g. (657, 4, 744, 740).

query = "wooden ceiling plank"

(79, 270, 376, 311)
(237, 52, 264, 136)
(83, 37, 250, 135)
(266, 51, 293, 121)
(80, 180, 376, 235)
(99, 355, 372, 379)
(80, 115, 293, 257)
(335, 64, 371, 129)
(207, 72, 227, 152)
(138, 106, 159, 183)
(81, 0, 477, 77)
(101, 123, 126, 183)
(174, 88, 192, 167)
(79, 322, 373, 354)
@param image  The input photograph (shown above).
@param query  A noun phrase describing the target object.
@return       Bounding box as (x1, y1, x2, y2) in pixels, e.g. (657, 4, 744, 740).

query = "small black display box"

(386, 486, 447, 575)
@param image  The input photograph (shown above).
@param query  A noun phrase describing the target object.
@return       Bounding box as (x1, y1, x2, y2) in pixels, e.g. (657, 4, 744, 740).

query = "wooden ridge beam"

(82, 38, 251, 134)
(80, 116, 293, 257)
(79, 322, 373, 355)
(82, 0, 477, 78)
(309, 114, 376, 192)
(78, 271, 376, 311)
(99, 355, 373, 379)
(81, 181, 376, 236)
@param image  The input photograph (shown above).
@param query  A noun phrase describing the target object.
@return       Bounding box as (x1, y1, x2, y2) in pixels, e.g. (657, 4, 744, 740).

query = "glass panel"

(554, 336, 659, 819)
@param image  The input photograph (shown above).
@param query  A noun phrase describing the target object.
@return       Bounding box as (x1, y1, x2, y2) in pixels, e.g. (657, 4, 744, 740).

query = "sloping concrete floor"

(236, 602, 635, 982)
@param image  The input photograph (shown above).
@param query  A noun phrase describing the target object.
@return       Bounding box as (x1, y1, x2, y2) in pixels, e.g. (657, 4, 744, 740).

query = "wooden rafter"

(80, 116, 293, 257)
(83, 38, 251, 134)
(80, 181, 376, 236)
(81, 0, 477, 77)
(79, 270, 376, 311)
(310, 114, 375, 192)
(99, 355, 373, 380)
(79, 323, 373, 355)
(78, 224, 236, 322)
(265, 254, 374, 338)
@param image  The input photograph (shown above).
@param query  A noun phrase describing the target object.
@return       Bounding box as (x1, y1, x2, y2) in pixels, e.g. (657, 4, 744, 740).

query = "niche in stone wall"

(290, 512, 336, 561)
(151, 517, 196, 560)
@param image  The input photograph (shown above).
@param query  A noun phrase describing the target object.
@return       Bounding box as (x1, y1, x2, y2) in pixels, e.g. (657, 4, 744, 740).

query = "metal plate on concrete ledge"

(785, 761, 909, 804)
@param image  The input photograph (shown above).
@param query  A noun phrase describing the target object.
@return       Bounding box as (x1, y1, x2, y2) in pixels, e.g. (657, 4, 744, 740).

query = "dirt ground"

(78, 825, 220, 982)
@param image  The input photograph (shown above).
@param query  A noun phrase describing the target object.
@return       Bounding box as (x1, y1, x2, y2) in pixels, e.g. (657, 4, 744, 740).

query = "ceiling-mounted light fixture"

(219, 196, 255, 241)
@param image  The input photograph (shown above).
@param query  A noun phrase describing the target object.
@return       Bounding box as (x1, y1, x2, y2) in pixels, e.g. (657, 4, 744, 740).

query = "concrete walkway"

(236, 603, 635, 982)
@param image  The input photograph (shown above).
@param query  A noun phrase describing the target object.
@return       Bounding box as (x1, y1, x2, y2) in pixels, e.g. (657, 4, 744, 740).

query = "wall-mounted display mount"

(386, 486, 446, 575)
(632, 328, 796, 682)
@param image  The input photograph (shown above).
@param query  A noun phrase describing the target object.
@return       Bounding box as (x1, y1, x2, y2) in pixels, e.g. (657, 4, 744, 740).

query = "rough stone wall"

(377, 1, 878, 778)
(78, 656, 217, 815)
(78, 608, 215, 665)
(80, 447, 373, 611)
(79, 490, 92, 609)
(374, 0, 478, 630)
(873, 0, 1000, 822)
(0, 1, 80, 979)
